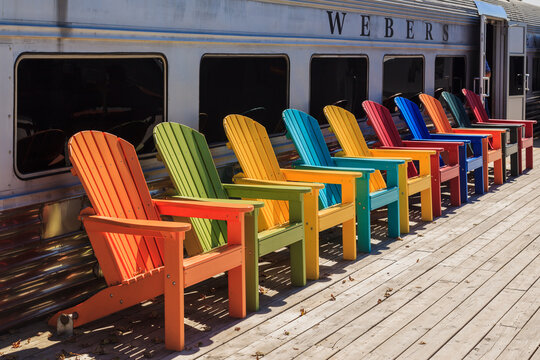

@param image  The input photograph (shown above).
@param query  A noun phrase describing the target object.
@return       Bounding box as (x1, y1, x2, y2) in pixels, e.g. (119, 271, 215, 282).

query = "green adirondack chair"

(153, 122, 311, 312)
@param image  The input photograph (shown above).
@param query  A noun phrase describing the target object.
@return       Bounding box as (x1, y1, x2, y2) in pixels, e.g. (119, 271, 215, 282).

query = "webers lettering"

(326, 11, 449, 42)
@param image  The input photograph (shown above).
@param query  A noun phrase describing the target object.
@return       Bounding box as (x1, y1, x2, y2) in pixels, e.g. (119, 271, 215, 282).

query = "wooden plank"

(194, 160, 540, 360)
(388, 237, 540, 360)
(296, 200, 540, 360)
(430, 288, 525, 359)
(494, 306, 540, 360)
(464, 278, 540, 359)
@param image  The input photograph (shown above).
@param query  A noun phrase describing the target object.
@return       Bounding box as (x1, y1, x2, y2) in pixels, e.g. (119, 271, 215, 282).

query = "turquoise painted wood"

(282, 109, 403, 252)
(394, 97, 485, 202)
(442, 91, 520, 177)
(154, 122, 310, 312)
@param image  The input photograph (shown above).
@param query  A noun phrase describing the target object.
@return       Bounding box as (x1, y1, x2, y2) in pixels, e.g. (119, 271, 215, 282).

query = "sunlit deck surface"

(2, 142, 540, 360)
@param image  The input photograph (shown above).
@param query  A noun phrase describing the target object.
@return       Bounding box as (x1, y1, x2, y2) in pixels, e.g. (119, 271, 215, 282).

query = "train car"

(1, 0, 539, 332)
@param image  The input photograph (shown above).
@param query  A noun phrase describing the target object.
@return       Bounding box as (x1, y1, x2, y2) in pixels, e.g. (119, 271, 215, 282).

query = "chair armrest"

(330, 157, 402, 188)
(377, 145, 444, 154)
(402, 140, 463, 165)
(403, 140, 464, 151)
(223, 183, 311, 202)
(332, 156, 405, 172)
(370, 148, 433, 177)
(82, 215, 191, 236)
(451, 128, 502, 149)
(428, 133, 482, 143)
(167, 195, 264, 209)
(232, 176, 325, 190)
(488, 118, 537, 124)
(486, 118, 535, 136)
(370, 148, 435, 160)
(282, 167, 370, 185)
(153, 199, 253, 221)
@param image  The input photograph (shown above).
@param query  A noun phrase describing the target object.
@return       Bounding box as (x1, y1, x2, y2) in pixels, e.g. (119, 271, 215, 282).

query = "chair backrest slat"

(362, 100, 419, 178)
(323, 105, 387, 192)
(69, 131, 164, 285)
(419, 94, 454, 133)
(462, 89, 489, 123)
(441, 92, 471, 128)
(154, 122, 228, 252)
(224, 114, 289, 230)
(282, 109, 341, 208)
(394, 97, 432, 139)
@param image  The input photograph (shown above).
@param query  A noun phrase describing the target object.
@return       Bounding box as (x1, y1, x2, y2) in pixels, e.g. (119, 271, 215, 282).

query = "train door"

(506, 22, 528, 119)
(475, 1, 508, 118)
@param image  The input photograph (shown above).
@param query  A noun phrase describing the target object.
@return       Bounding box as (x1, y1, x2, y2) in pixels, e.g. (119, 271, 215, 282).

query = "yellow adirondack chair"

(224, 114, 371, 280)
(324, 105, 434, 233)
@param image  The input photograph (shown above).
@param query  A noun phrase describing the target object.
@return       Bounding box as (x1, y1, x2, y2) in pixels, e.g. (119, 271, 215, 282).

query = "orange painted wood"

(50, 131, 252, 351)
(420, 93, 504, 186)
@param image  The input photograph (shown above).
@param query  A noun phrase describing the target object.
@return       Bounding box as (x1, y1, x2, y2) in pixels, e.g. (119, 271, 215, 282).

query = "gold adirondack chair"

(324, 105, 434, 233)
(224, 114, 370, 280)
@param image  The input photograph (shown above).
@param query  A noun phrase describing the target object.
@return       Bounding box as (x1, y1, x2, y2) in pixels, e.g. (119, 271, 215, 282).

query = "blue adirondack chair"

(282, 109, 404, 253)
(394, 97, 486, 203)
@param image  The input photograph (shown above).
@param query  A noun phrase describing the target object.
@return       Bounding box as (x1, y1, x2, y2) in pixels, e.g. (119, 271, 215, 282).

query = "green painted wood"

(154, 122, 228, 253)
(154, 122, 307, 311)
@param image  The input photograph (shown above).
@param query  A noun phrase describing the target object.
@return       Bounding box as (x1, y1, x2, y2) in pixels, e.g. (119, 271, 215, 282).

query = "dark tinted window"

(435, 56, 466, 99)
(16, 56, 165, 176)
(310, 57, 368, 124)
(383, 56, 424, 111)
(199, 56, 288, 145)
(533, 58, 540, 92)
(509, 56, 525, 96)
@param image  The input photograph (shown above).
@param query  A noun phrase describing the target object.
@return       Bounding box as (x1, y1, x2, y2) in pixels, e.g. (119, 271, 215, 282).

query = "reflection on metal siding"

(0, 178, 171, 332)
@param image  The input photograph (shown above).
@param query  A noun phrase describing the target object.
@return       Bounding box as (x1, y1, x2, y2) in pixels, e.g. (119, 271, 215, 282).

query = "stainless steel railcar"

(1, 0, 539, 331)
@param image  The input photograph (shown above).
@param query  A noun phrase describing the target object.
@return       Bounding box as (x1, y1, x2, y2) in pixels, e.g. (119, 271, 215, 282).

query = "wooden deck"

(2, 143, 540, 360)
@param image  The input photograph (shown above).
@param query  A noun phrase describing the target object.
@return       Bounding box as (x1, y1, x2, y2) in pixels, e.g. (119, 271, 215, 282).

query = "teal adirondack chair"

(153, 122, 311, 312)
(441, 91, 520, 178)
(282, 109, 403, 252)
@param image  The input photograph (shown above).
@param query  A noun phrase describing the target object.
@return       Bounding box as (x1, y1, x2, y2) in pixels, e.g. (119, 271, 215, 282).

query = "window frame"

(382, 54, 425, 112)
(309, 54, 369, 123)
(434, 55, 467, 95)
(199, 53, 290, 147)
(531, 56, 540, 94)
(13, 52, 168, 180)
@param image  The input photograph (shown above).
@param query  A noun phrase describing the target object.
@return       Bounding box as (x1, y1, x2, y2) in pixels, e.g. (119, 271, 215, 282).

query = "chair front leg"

(304, 189, 321, 280)
(163, 231, 185, 351)
(226, 213, 246, 319)
(244, 210, 260, 312)
(353, 175, 371, 253)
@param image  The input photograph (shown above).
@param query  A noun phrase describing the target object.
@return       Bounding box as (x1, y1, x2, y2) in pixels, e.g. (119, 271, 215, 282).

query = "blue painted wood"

(394, 97, 485, 199)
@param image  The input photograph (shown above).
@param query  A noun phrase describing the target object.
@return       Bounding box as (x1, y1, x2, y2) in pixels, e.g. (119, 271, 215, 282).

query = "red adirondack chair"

(462, 89, 537, 173)
(48, 131, 253, 351)
(362, 100, 462, 217)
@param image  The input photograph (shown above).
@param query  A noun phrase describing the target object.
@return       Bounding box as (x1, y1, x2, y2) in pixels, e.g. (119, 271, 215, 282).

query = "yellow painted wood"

(317, 202, 355, 231)
(325, 105, 435, 226)
(224, 114, 361, 279)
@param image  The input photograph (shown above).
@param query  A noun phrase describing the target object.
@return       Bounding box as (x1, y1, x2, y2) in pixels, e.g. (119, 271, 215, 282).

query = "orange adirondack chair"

(419, 93, 504, 188)
(48, 131, 253, 351)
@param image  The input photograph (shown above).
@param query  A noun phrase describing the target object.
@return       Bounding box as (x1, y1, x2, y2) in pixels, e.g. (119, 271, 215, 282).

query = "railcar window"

(531, 58, 540, 92)
(383, 56, 424, 112)
(435, 56, 466, 99)
(199, 56, 289, 145)
(310, 56, 368, 124)
(15, 56, 165, 177)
